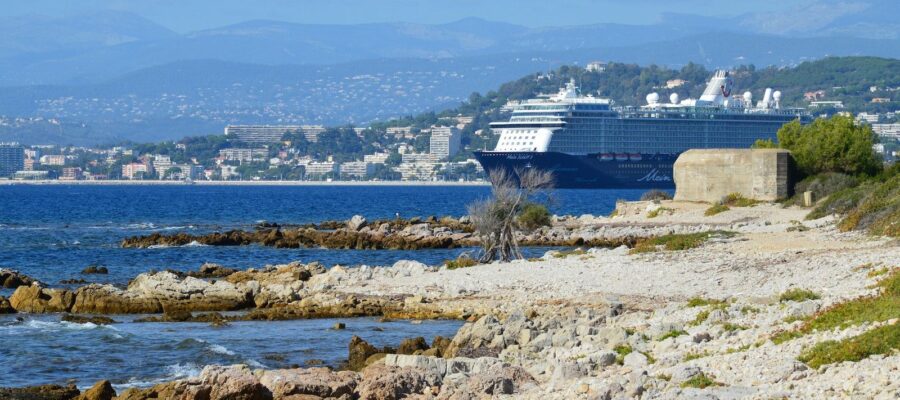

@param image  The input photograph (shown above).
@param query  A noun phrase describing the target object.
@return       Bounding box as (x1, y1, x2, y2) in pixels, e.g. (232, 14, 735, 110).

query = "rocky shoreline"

(3, 201, 899, 399)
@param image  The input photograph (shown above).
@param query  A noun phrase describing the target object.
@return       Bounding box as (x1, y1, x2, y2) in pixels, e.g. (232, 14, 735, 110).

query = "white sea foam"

(113, 363, 202, 390)
(184, 240, 208, 247)
(208, 343, 235, 356)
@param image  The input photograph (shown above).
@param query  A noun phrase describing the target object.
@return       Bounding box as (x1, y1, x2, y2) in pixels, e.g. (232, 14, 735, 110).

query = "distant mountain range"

(0, 1, 898, 145)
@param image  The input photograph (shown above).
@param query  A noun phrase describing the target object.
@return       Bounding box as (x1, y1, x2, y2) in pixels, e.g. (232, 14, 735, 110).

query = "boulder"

(357, 364, 440, 400)
(118, 365, 270, 400)
(61, 314, 116, 325)
(259, 368, 358, 398)
(348, 215, 368, 231)
(71, 285, 161, 314)
(189, 263, 237, 278)
(0, 384, 80, 400)
(397, 337, 429, 354)
(10, 284, 75, 313)
(623, 352, 649, 368)
(348, 336, 380, 371)
(81, 265, 108, 275)
(670, 366, 702, 384)
(76, 380, 116, 400)
(0, 296, 14, 314)
(0, 269, 37, 288)
(128, 271, 253, 312)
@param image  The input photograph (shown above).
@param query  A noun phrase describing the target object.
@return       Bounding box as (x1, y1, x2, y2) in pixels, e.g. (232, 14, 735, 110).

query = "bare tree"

(468, 168, 554, 262)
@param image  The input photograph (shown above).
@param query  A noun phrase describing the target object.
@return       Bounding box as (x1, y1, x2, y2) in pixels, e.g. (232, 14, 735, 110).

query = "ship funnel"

(699, 70, 732, 105)
(670, 93, 680, 104)
(761, 88, 773, 108)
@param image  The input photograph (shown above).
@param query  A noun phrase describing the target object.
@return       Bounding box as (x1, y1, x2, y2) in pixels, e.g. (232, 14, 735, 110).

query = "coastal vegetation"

(773, 269, 900, 346)
(798, 323, 900, 369)
(629, 231, 733, 254)
(640, 189, 673, 202)
(467, 169, 554, 262)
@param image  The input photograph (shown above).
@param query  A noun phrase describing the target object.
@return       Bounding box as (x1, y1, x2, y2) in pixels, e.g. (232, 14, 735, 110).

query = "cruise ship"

(474, 71, 811, 189)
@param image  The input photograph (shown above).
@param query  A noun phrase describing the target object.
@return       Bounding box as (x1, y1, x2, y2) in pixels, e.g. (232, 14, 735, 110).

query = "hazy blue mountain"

(0, 11, 175, 57)
(6, 11, 899, 87)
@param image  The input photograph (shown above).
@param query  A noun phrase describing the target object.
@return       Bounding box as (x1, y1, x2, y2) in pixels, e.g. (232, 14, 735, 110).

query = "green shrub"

(779, 288, 821, 302)
(640, 189, 672, 202)
(686, 297, 727, 308)
(445, 256, 478, 270)
(680, 372, 721, 389)
(658, 329, 688, 340)
(772, 270, 900, 343)
(517, 203, 552, 231)
(647, 207, 674, 218)
(552, 248, 586, 258)
(776, 116, 882, 177)
(704, 204, 730, 216)
(786, 173, 859, 207)
(798, 323, 900, 369)
(721, 193, 760, 207)
(838, 175, 899, 237)
(630, 231, 734, 254)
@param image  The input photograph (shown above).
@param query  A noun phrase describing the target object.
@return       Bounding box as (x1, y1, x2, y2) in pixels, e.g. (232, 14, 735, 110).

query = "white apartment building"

(396, 162, 439, 181)
(39, 154, 66, 166)
(340, 161, 374, 179)
(363, 153, 390, 164)
(305, 161, 339, 179)
(401, 153, 441, 163)
(219, 148, 268, 163)
(121, 163, 149, 179)
(429, 126, 461, 159)
(872, 124, 900, 140)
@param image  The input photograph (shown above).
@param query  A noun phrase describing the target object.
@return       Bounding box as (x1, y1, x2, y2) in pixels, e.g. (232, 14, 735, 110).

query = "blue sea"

(0, 185, 644, 388)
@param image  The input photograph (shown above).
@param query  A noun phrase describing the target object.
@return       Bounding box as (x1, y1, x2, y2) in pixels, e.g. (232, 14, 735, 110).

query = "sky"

(0, 0, 813, 32)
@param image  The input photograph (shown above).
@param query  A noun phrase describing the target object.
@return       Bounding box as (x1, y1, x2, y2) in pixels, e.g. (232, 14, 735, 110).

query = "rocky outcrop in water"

(0, 268, 37, 288)
(9, 284, 75, 313)
(0, 296, 14, 314)
(0, 383, 81, 400)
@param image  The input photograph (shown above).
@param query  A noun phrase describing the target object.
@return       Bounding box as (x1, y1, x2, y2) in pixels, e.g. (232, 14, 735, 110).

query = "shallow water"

(0, 314, 462, 389)
(0, 185, 645, 388)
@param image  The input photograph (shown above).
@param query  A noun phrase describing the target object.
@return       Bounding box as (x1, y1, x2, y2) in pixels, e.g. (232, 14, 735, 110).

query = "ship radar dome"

(743, 91, 753, 103)
(669, 93, 679, 104)
(773, 91, 782, 102)
(646, 92, 660, 105)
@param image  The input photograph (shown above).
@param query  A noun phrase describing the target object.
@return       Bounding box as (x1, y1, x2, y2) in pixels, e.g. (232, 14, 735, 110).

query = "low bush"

(772, 270, 900, 344)
(686, 297, 727, 308)
(658, 329, 688, 341)
(837, 175, 899, 237)
(721, 193, 761, 207)
(640, 189, 672, 202)
(786, 172, 859, 207)
(647, 207, 674, 218)
(798, 323, 899, 369)
(630, 231, 734, 254)
(445, 256, 478, 270)
(704, 204, 730, 216)
(779, 288, 821, 302)
(680, 372, 721, 389)
(517, 203, 552, 231)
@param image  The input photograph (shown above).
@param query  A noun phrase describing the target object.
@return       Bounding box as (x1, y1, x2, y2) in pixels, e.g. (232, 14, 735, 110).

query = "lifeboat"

(599, 153, 614, 161)
(629, 153, 642, 161)
(615, 153, 628, 161)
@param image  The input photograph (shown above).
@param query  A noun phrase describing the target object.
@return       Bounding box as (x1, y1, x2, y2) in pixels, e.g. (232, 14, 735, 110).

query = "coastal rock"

(189, 263, 237, 278)
(349, 336, 381, 371)
(76, 380, 116, 400)
(10, 284, 75, 313)
(127, 271, 253, 312)
(623, 352, 649, 368)
(71, 284, 161, 314)
(0, 269, 37, 288)
(81, 265, 108, 275)
(61, 314, 116, 325)
(348, 215, 368, 231)
(358, 364, 440, 400)
(0, 296, 14, 313)
(397, 336, 429, 354)
(0, 384, 80, 400)
(259, 367, 358, 398)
